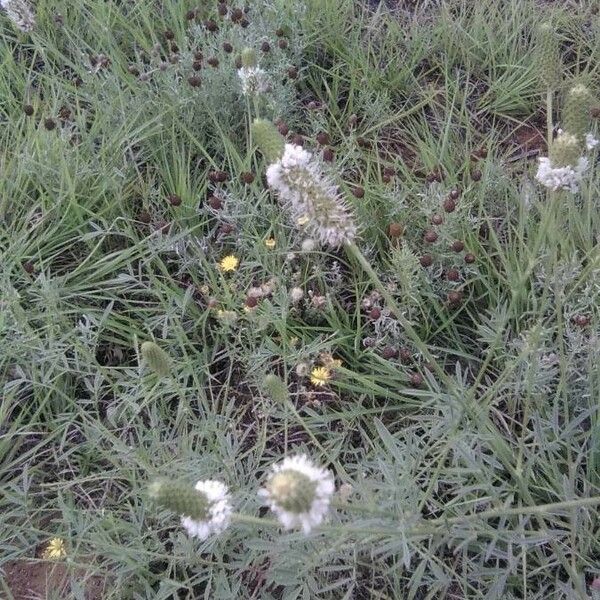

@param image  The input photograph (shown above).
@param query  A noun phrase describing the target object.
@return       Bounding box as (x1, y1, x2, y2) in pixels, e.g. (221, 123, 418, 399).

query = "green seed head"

(563, 83, 593, 142)
(263, 374, 289, 404)
(550, 132, 581, 167)
(241, 47, 257, 68)
(141, 341, 171, 378)
(251, 119, 285, 163)
(149, 479, 209, 520)
(536, 22, 561, 90)
(268, 470, 316, 513)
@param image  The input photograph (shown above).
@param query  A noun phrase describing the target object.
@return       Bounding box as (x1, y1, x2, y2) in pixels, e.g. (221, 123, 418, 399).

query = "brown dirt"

(2, 560, 107, 600)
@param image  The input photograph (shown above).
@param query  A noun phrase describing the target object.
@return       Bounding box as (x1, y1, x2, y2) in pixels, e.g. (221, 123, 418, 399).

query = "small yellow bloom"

(264, 238, 276, 249)
(42, 538, 67, 559)
(310, 366, 331, 387)
(219, 255, 239, 272)
(297, 215, 310, 226)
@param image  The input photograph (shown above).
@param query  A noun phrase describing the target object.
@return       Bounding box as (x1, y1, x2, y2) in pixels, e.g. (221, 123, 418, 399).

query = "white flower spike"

(259, 455, 335, 534)
(266, 144, 357, 248)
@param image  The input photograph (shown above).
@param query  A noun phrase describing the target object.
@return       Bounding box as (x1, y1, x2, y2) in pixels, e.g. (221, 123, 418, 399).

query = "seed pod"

(424, 230, 438, 243)
(452, 240, 465, 252)
(420, 254, 433, 268)
(388, 223, 404, 237)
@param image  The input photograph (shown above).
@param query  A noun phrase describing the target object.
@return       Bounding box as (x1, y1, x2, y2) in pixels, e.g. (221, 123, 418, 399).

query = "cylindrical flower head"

(141, 341, 171, 377)
(265, 144, 357, 248)
(149, 479, 210, 520)
(563, 84, 593, 143)
(536, 22, 560, 90)
(149, 479, 232, 540)
(550, 131, 581, 167)
(252, 119, 285, 163)
(259, 455, 335, 534)
(241, 47, 257, 68)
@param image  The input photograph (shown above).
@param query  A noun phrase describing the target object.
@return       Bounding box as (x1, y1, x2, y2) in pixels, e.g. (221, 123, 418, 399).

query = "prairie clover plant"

(535, 85, 598, 193)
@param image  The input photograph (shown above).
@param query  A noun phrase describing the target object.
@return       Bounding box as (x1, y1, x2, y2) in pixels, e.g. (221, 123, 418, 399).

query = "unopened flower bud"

(141, 341, 171, 377)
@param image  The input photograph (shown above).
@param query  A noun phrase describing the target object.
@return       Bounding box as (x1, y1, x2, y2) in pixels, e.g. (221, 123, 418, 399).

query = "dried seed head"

(352, 186, 365, 198)
(223, 41, 233, 53)
(388, 223, 404, 237)
(316, 132, 330, 146)
(44, 118, 56, 131)
(278, 38, 288, 50)
(168, 194, 181, 206)
(464, 253, 476, 264)
(443, 198, 456, 213)
(187, 75, 201, 87)
(424, 230, 438, 243)
(287, 66, 298, 80)
(410, 372, 424, 387)
(431, 214, 443, 225)
(260, 41, 271, 53)
(452, 240, 465, 252)
(322, 147, 334, 162)
(382, 346, 398, 359)
(419, 254, 433, 268)
(446, 268, 460, 281)
(23, 104, 34, 116)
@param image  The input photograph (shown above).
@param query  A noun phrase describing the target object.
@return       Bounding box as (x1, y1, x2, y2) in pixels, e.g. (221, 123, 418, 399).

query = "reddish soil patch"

(2, 561, 106, 600)
(512, 123, 547, 155)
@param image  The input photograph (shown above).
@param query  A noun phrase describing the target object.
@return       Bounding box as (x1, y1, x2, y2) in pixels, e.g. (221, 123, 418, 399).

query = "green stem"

(546, 88, 554, 148)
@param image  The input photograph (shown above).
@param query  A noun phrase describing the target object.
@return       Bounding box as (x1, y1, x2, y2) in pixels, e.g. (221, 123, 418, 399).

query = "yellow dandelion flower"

(219, 255, 239, 272)
(264, 238, 276, 249)
(310, 366, 331, 387)
(42, 538, 67, 559)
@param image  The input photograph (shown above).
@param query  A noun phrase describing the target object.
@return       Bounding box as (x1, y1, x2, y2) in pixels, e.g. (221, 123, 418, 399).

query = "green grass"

(1, 0, 599, 598)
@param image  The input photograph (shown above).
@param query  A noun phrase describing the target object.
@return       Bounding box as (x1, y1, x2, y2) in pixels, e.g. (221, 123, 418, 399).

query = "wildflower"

(259, 455, 335, 534)
(536, 132, 589, 193)
(219, 255, 239, 272)
(535, 156, 589, 193)
(149, 479, 232, 540)
(289, 287, 304, 303)
(238, 66, 270, 96)
(585, 133, 599, 150)
(264, 238, 276, 249)
(42, 538, 66, 559)
(266, 143, 357, 247)
(0, 0, 35, 32)
(252, 120, 356, 247)
(141, 341, 171, 378)
(310, 366, 331, 387)
(301, 238, 316, 252)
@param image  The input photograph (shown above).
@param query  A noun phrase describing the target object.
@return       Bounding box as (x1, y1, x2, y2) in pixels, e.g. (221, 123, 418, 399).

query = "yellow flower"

(264, 238, 276, 249)
(219, 255, 239, 272)
(42, 538, 67, 559)
(310, 366, 331, 387)
(297, 215, 310, 226)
